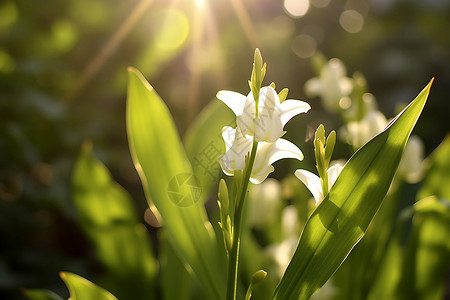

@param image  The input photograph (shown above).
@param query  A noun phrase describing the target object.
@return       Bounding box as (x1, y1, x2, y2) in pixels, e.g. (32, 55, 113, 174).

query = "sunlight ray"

(229, 0, 258, 49)
(67, 0, 154, 102)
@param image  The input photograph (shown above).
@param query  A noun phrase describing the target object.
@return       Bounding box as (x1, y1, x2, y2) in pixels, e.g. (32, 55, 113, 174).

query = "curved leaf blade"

(72, 142, 157, 299)
(417, 134, 450, 201)
(126, 67, 225, 300)
(60, 272, 118, 300)
(24, 289, 64, 300)
(273, 79, 433, 300)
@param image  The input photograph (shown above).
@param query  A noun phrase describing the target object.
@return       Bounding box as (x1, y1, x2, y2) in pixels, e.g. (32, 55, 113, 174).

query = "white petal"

(216, 90, 247, 116)
(258, 86, 279, 113)
(253, 87, 284, 142)
(250, 142, 275, 184)
(280, 100, 311, 126)
(268, 138, 304, 165)
(218, 126, 252, 175)
(304, 78, 322, 97)
(218, 155, 235, 176)
(221, 126, 235, 152)
(338, 77, 353, 96)
(327, 163, 343, 191)
(236, 97, 256, 136)
(254, 111, 283, 142)
(294, 169, 323, 204)
(328, 58, 347, 78)
(249, 164, 275, 184)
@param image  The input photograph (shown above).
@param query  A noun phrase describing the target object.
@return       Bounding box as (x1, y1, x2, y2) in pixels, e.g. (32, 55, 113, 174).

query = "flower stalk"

(226, 139, 258, 300)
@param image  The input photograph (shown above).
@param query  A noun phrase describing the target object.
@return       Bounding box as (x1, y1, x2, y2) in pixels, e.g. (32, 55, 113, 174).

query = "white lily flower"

(304, 58, 353, 113)
(295, 163, 343, 205)
(341, 110, 387, 149)
(217, 86, 310, 142)
(397, 135, 425, 183)
(218, 126, 304, 184)
(218, 126, 252, 176)
(265, 237, 298, 278)
(248, 179, 282, 228)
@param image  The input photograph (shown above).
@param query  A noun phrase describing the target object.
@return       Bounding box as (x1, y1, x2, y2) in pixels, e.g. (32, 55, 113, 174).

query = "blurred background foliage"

(1, 0, 449, 299)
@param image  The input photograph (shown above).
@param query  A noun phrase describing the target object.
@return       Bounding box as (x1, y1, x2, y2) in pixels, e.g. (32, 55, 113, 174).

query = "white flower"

(248, 179, 282, 228)
(217, 86, 310, 142)
(304, 58, 353, 113)
(341, 110, 387, 149)
(265, 237, 298, 278)
(295, 163, 343, 205)
(397, 135, 425, 183)
(218, 126, 304, 184)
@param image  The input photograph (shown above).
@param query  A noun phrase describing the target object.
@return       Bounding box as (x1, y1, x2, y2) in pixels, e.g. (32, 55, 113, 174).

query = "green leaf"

(183, 100, 235, 199)
(273, 79, 433, 300)
(160, 230, 194, 300)
(24, 289, 64, 300)
(126, 67, 226, 300)
(332, 187, 404, 300)
(60, 272, 118, 300)
(368, 197, 450, 300)
(410, 197, 450, 300)
(417, 134, 450, 201)
(366, 205, 412, 300)
(72, 142, 157, 300)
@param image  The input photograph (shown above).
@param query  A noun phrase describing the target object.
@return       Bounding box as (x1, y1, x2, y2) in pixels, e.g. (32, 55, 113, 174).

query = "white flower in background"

(218, 126, 304, 184)
(265, 237, 298, 278)
(217, 86, 310, 142)
(265, 205, 300, 277)
(248, 179, 282, 228)
(281, 205, 299, 239)
(304, 58, 353, 113)
(397, 135, 425, 183)
(310, 279, 337, 300)
(341, 110, 387, 149)
(295, 163, 344, 205)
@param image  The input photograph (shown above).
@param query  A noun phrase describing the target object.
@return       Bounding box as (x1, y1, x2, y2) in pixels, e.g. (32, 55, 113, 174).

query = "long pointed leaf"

(417, 134, 450, 201)
(60, 272, 118, 300)
(24, 289, 64, 300)
(273, 79, 433, 300)
(126, 67, 225, 300)
(72, 142, 157, 299)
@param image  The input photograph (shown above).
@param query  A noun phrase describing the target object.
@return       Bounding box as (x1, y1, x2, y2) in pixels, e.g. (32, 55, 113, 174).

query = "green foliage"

(368, 197, 450, 300)
(418, 135, 450, 201)
(367, 136, 450, 300)
(126, 67, 226, 300)
(159, 231, 194, 300)
(24, 289, 64, 300)
(409, 197, 450, 300)
(273, 80, 433, 299)
(71, 142, 157, 300)
(60, 272, 118, 300)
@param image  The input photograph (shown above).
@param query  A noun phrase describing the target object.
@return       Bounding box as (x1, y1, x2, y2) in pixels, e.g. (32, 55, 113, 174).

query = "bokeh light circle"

(339, 10, 364, 33)
(284, 0, 310, 18)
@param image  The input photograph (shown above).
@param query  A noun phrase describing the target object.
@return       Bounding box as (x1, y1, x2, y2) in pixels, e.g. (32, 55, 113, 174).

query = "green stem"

(226, 140, 258, 300)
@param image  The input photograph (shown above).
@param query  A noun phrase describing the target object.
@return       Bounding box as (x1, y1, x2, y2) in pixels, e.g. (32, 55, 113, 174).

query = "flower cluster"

(217, 85, 310, 184)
